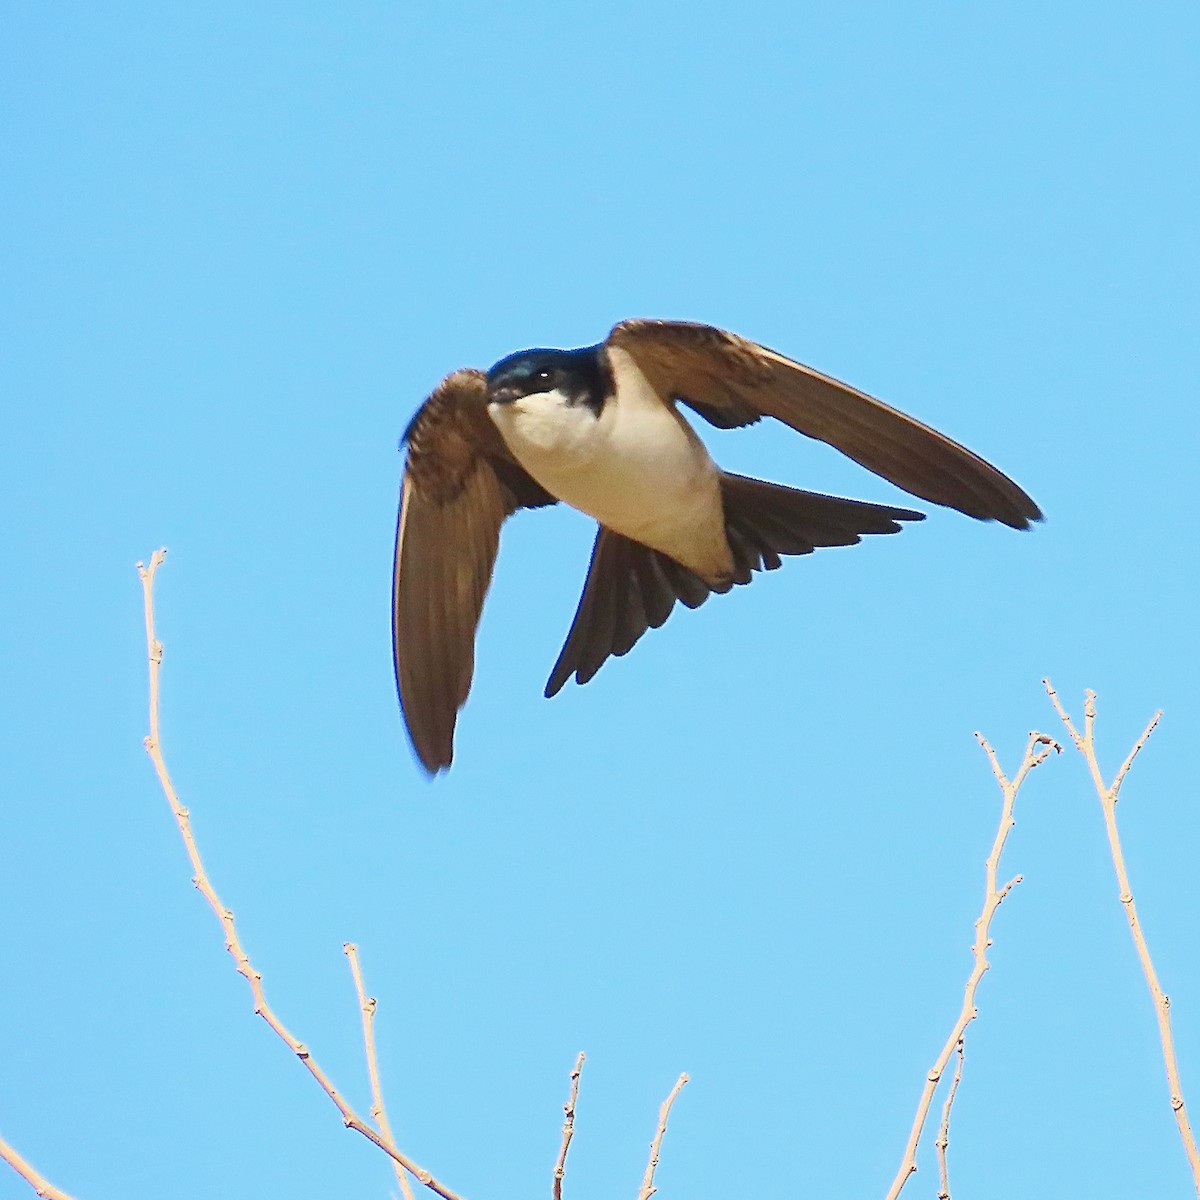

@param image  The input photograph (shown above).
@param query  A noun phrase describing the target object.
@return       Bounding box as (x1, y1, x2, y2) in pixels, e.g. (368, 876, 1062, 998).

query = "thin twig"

(637, 1074, 688, 1200)
(1045, 680, 1198, 1194)
(934, 1040, 965, 1200)
(136, 550, 463, 1200)
(0, 1134, 77, 1200)
(345, 943, 416, 1200)
(885, 731, 1057, 1198)
(552, 1053, 585, 1200)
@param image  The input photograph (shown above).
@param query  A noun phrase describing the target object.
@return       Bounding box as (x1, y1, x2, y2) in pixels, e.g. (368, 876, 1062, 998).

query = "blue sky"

(2, 3, 1198, 1197)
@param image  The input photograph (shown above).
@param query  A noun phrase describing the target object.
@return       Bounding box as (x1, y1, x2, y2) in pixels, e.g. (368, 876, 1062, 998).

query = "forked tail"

(544, 473, 923, 696)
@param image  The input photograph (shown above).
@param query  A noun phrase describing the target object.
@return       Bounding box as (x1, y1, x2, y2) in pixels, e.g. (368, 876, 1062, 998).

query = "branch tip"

(886, 725, 1044, 1199)
(638, 1074, 689, 1200)
(1049, 686, 1197, 1187)
(552, 1052, 586, 1200)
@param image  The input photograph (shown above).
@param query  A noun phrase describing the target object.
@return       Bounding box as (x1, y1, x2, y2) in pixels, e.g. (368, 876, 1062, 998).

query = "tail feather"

(544, 473, 923, 697)
(631, 547, 676, 628)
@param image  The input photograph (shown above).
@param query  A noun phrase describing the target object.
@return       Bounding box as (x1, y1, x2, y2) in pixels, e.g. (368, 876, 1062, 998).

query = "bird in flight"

(393, 318, 1040, 774)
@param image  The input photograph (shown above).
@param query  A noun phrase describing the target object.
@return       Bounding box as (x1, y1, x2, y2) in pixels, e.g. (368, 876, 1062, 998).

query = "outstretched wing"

(608, 319, 1042, 529)
(394, 369, 555, 774)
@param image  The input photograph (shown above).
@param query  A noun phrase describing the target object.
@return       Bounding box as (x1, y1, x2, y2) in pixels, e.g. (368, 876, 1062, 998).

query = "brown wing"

(393, 369, 555, 774)
(608, 319, 1042, 529)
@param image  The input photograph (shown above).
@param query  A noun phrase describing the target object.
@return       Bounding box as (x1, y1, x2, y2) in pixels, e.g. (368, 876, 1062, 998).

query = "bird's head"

(486, 345, 610, 412)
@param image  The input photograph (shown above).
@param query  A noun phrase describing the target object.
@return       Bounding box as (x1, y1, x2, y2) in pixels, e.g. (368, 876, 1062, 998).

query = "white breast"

(488, 346, 733, 582)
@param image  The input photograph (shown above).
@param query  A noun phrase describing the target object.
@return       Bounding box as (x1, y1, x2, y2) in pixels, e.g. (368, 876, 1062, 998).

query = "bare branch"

(345, 943, 416, 1200)
(136, 550, 463, 1200)
(1044, 679, 1084, 754)
(1044, 681, 1198, 1193)
(1112, 707, 1163, 796)
(0, 1134, 77, 1200)
(552, 1053, 585, 1200)
(638, 1074, 688, 1200)
(934, 1040, 965, 1200)
(885, 730, 1054, 1198)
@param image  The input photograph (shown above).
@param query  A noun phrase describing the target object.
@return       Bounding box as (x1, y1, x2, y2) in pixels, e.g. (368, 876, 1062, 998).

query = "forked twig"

(0, 1134, 77, 1200)
(553, 1053, 585, 1200)
(638, 1074, 689, 1200)
(1045, 680, 1199, 1194)
(885, 731, 1057, 1198)
(345, 943, 416, 1200)
(136, 549, 462, 1200)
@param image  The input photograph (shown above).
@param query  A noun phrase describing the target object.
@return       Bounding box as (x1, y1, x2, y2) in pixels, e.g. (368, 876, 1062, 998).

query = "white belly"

(488, 347, 733, 581)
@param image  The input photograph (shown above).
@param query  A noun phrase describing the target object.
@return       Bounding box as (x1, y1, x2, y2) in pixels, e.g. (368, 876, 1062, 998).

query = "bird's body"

(393, 318, 1041, 774)
(489, 345, 733, 582)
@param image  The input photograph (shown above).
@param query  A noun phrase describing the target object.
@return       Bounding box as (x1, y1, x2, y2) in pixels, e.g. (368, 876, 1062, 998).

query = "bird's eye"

(534, 369, 553, 387)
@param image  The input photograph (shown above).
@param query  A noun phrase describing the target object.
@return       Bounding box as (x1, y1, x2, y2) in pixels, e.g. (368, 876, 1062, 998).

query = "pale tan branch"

(1044, 680, 1198, 1193)
(638, 1074, 688, 1200)
(0, 1134, 77, 1200)
(934, 1040, 965, 1200)
(1113, 709, 1163, 796)
(136, 550, 463, 1200)
(885, 730, 1055, 1198)
(345, 943, 416, 1200)
(1044, 678, 1086, 755)
(553, 1053, 585, 1200)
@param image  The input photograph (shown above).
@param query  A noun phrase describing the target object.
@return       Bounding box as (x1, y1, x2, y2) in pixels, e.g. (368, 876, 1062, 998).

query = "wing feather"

(393, 369, 555, 774)
(608, 319, 1041, 528)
